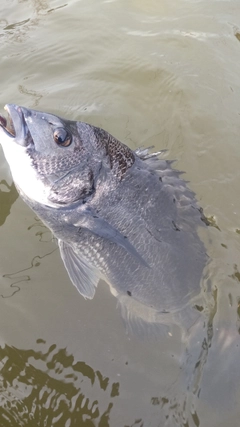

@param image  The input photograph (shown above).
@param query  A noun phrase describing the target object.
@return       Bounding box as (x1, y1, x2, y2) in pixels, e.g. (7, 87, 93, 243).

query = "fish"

(0, 104, 208, 335)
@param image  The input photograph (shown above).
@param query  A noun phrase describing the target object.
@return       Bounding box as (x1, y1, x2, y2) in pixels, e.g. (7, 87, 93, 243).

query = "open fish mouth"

(0, 104, 33, 146)
(0, 107, 16, 137)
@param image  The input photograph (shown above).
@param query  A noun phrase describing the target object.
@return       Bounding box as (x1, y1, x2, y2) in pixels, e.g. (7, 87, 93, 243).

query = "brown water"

(1, 0, 240, 426)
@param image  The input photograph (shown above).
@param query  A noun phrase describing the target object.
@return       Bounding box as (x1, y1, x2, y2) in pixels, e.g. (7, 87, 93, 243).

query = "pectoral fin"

(73, 208, 149, 268)
(59, 240, 100, 299)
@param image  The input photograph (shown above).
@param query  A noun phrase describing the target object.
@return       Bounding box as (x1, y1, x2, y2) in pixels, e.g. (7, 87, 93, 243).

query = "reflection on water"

(230, 264, 240, 283)
(0, 180, 18, 227)
(1, 249, 56, 298)
(18, 0, 49, 15)
(0, 0, 67, 45)
(0, 341, 119, 426)
(4, 19, 30, 31)
(0, 215, 56, 298)
(19, 84, 44, 107)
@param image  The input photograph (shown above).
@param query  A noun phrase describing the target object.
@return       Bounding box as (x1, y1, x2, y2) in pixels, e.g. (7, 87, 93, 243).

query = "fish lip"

(0, 107, 15, 138)
(0, 104, 32, 146)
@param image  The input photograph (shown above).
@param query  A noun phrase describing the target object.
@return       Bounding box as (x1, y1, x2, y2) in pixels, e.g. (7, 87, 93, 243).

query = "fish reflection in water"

(0, 341, 119, 426)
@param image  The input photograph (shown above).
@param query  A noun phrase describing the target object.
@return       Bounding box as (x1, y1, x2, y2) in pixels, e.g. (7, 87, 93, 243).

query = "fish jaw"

(0, 105, 58, 206)
(2, 104, 31, 145)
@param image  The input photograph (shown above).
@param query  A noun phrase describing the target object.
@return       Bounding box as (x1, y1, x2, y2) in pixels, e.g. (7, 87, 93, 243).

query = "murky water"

(1, 0, 240, 426)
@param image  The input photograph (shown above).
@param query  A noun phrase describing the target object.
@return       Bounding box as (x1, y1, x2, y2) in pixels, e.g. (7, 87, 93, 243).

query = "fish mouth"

(0, 104, 32, 146)
(0, 107, 16, 137)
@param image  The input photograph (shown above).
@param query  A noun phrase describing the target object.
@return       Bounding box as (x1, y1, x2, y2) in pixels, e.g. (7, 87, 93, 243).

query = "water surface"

(1, 0, 240, 425)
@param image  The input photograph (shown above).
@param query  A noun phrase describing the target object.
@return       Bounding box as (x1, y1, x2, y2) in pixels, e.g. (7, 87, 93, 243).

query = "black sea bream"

(0, 104, 208, 333)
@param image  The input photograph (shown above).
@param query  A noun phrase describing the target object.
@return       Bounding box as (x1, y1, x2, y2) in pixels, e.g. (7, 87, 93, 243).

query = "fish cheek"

(48, 170, 94, 205)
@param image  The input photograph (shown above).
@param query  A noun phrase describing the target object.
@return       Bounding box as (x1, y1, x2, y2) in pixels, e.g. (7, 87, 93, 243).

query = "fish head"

(0, 104, 107, 207)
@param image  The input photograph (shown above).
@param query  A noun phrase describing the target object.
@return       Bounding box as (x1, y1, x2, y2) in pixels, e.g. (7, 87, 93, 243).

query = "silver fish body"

(0, 104, 208, 332)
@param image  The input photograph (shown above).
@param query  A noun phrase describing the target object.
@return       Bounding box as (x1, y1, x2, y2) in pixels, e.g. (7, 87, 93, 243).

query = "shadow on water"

(0, 180, 18, 227)
(0, 341, 119, 426)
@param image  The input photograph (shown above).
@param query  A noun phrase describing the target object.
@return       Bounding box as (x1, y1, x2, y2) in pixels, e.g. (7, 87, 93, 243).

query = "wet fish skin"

(0, 104, 207, 330)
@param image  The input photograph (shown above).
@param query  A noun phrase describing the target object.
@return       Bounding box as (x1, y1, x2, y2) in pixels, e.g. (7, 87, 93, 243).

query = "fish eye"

(53, 128, 72, 147)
